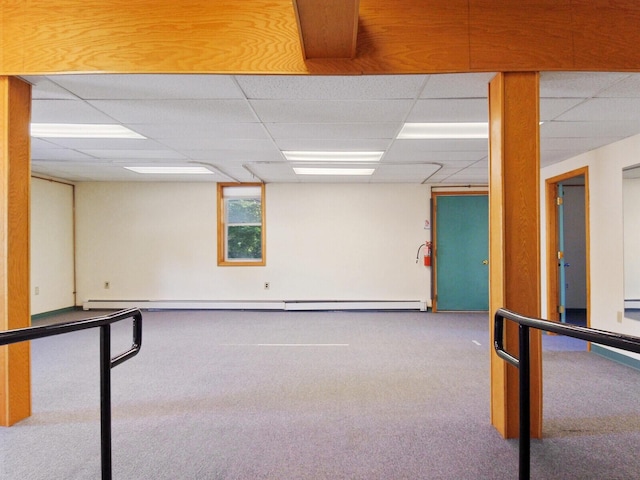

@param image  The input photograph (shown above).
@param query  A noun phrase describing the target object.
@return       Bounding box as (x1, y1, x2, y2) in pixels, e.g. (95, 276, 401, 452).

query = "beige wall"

(30, 178, 75, 315)
(73, 182, 431, 305)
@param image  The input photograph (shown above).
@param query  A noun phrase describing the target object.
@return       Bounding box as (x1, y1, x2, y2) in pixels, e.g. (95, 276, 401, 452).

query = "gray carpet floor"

(2, 310, 640, 479)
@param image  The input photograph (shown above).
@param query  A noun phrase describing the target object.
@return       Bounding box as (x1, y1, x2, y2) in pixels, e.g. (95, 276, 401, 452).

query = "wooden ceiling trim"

(293, 0, 359, 59)
(3, 1, 640, 75)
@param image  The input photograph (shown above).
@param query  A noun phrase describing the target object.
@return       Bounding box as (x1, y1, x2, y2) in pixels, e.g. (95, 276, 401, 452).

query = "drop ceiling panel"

(384, 141, 487, 162)
(539, 72, 630, 98)
(31, 149, 97, 161)
(540, 121, 640, 138)
(406, 99, 488, 122)
(274, 138, 391, 152)
(32, 100, 117, 123)
(249, 99, 414, 123)
(539, 98, 585, 121)
(236, 75, 427, 100)
(371, 163, 441, 183)
(420, 73, 495, 98)
(158, 138, 277, 151)
(181, 148, 283, 162)
(265, 122, 399, 140)
(86, 99, 259, 124)
(597, 74, 640, 97)
(555, 98, 640, 121)
(24, 73, 640, 183)
(133, 122, 268, 140)
(49, 74, 245, 99)
(78, 149, 187, 160)
(244, 163, 297, 182)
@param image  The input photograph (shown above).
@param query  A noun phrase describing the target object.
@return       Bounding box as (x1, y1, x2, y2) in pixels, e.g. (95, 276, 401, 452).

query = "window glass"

(217, 183, 265, 266)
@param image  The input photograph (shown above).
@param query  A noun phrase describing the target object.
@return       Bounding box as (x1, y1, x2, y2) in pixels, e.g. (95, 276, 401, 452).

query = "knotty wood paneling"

(0, 77, 31, 426)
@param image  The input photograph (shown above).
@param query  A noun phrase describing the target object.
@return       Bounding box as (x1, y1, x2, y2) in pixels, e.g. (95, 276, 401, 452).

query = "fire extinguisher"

(424, 241, 432, 267)
(416, 241, 432, 267)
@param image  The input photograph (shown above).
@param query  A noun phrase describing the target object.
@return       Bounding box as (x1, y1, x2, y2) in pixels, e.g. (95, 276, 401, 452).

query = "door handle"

(482, 259, 489, 265)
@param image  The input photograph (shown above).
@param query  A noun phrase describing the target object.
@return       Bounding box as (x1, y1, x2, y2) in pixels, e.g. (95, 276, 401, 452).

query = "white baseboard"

(82, 299, 427, 312)
(625, 299, 640, 309)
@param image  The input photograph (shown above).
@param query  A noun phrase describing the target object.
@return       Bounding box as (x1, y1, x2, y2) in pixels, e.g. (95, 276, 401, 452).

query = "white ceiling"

(22, 72, 640, 184)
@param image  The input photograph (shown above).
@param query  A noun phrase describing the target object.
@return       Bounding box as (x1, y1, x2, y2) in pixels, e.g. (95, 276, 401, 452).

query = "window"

(217, 183, 265, 266)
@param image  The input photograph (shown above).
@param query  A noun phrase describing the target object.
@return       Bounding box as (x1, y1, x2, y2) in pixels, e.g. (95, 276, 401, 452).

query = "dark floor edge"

(31, 306, 79, 321)
(592, 344, 640, 371)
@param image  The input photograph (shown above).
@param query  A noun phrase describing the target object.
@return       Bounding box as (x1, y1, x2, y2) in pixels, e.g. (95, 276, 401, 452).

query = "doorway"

(545, 167, 590, 328)
(432, 192, 489, 312)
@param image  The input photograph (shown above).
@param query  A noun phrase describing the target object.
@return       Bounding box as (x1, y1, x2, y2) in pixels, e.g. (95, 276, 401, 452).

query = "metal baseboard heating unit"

(83, 300, 427, 311)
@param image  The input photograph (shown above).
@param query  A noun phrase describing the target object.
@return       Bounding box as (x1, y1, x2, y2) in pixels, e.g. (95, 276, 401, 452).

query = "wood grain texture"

(469, 0, 574, 71)
(572, 0, 640, 71)
(0, 76, 31, 426)
(489, 73, 542, 440)
(294, 0, 359, 58)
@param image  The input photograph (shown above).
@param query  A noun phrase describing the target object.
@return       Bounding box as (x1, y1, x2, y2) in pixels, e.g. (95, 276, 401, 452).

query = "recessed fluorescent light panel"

(124, 166, 213, 175)
(283, 151, 384, 162)
(31, 123, 146, 139)
(293, 167, 375, 176)
(397, 122, 488, 139)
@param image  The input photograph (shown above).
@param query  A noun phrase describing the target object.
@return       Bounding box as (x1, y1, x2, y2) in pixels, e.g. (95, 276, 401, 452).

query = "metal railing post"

(519, 324, 530, 480)
(100, 324, 113, 480)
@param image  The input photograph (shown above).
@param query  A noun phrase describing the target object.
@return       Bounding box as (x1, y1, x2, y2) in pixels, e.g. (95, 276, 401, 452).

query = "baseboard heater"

(625, 299, 640, 309)
(82, 300, 427, 312)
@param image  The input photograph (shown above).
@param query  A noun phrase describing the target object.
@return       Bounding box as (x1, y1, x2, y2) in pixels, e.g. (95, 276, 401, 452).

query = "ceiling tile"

(406, 99, 488, 122)
(250, 99, 413, 123)
(32, 100, 116, 123)
(540, 121, 640, 138)
(236, 75, 427, 100)
(274, 138, 391, 152)
(554, 98, 640, 121)
(133, 122, 268, 140)
(540, 72, 629, 98)
(86, 99, 258, 124)
(49, 74, 244, 99)
(265, 122, 399, 140)
(420, 73, 495, 98)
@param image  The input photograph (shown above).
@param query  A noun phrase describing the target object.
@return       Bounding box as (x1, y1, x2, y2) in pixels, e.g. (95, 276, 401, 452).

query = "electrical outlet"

(264, 282, 270, 290)
(617, 311, 623, 323)
(34, 286, 39, 295)
(104, 281, 110, 289)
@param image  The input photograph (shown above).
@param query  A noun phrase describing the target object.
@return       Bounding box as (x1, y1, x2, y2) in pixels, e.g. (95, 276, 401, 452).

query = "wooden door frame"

(545, 166, 591, 329)
(431, 190, 488, 312)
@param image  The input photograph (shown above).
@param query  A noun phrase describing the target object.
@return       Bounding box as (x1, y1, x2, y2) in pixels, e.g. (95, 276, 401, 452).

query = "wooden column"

(0, 76, 32, 426)
(488, 72, 542, 439)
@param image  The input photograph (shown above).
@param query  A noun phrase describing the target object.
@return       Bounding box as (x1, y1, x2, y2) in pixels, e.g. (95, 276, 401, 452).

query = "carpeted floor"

(2, 309, 640, 479)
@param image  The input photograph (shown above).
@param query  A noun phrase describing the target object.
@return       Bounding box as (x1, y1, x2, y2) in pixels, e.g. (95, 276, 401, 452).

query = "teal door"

(434, 194, 489, 311)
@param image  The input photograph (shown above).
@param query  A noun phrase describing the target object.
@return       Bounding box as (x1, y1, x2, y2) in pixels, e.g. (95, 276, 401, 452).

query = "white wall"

(30, 178, 75, 315)
(623, 177, 640, 300)
(541, 133, 640, 359)
(75, 182, 431, 304)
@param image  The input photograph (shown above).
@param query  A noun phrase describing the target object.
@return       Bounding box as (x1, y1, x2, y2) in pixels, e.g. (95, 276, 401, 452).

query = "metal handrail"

(0, 308, 143, 480)
(493, 308, 640, 480)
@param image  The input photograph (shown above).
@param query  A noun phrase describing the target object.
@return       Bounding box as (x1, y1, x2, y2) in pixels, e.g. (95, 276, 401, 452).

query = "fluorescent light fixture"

(397, 122, 488, 139)
(31, 123, 146, 139)
(283, 151, 384, 162)
(124, 166, 213, 175)
(293, 167, 375, 176)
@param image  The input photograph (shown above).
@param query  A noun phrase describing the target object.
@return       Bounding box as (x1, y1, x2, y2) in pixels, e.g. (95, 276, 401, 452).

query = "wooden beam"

(488, 72, 542, 439)
(293, 0, 359, 59)
(0, 76, 31, 426)
(3, 1, 640, 75)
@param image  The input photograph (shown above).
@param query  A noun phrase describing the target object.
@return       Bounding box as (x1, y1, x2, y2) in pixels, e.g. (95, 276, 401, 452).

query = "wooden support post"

(488, 72, 542, 439)
(0, 76, 32, 426)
